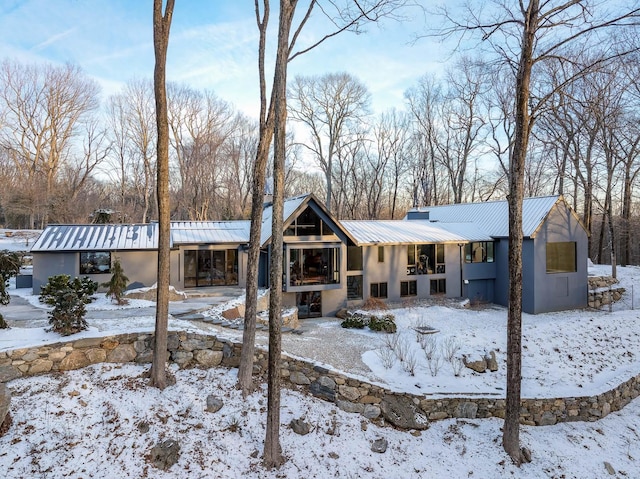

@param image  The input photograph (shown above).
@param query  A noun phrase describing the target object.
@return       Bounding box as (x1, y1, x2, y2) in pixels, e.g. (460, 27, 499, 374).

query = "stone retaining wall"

(588, 275, 625, 308)
(1, 331, 639, 429)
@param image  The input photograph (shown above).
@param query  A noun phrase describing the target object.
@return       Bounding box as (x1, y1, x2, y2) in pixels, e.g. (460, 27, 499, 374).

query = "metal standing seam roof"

(30, 224, 159, 252)
(260, 194, 311, 246)
(170, 221, 251, 244)
(341, 220, 492, 246)
(408, 196, 562, 238)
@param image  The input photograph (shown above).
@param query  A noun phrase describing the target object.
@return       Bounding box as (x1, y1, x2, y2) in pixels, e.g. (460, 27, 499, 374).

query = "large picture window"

(284, 207, 334, 236)
(464, 242, 495, 263)
(184, 249, 238, 287)
(289, 247, 340, 286)
(407, 244, 445, 275)
(80, 252, 111, 274)
(546, 242, 576, 273)
(347, 246, 363, 271)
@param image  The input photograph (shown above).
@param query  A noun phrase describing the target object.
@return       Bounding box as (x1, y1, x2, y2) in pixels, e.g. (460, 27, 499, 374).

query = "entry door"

(296, 291, 322, 318)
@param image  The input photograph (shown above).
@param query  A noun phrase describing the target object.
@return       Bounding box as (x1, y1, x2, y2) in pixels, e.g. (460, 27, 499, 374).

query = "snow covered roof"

(407, 196, 564, 238)
(260, 195, 307, 246)
(341, 220, 492, 245)
(31, 224, 158, 252)
(171, 221, 251, 245)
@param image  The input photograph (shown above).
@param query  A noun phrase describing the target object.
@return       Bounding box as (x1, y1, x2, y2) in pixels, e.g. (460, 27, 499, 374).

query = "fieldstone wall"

(588, 276, 625, 308)
(1, 331, 639, 429)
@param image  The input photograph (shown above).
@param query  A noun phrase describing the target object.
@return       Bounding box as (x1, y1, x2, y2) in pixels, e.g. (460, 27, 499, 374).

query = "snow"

(1, 262, 639, 478)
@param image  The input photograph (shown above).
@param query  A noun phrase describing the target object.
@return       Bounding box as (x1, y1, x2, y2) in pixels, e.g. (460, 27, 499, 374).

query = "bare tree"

(0, 60, 100, 227)
(149, 0, 175, 391)
(288, 72, 371, 212)
(440, 0, 640, 464)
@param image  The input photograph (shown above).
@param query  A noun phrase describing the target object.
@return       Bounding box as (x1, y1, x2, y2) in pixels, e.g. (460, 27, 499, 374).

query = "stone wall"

(588, 275, 625, 309)
(1, 331, 639, 429)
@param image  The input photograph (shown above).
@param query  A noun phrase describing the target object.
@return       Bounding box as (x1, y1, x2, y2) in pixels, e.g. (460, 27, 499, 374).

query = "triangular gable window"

(284, 206, 336, 236)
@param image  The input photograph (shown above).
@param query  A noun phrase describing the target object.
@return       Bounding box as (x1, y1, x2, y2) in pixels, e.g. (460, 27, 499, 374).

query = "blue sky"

(0, 0, 449, 118)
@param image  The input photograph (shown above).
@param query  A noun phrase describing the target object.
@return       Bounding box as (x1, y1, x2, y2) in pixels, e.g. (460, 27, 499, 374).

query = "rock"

(521, 447, 532, 464)
(59, 350, 91, 371)
(462, 355, 487, 373)
(107, 344, 137, 363)
(289, 418, 311, 435)
(456, 402, 478, 419)
(28, 358, 53, 374)
(289, 371, 310, 385)
(137, 420, 150, 433)
(0, 366, 21, 382)
(221, 307, 241, 320)
(171, 350, 193, 367)
(537, 411, 557, 426)
(0, 383, 10, 430)
(336, 399, 364, 414)
(310, 380, 336, 402)
(206, 395, 224, 413)
(362, 404, 381, 419)
(604, 462, 615, 475)
(371, 437, 388, 453)
(148, 438, 181, 471)
(338, 385, 361, 402)
(486, 351, 498, 372)
(194, 350, 223, 367)
(335, 308, 349, 319)
(380, 395, 429, 430)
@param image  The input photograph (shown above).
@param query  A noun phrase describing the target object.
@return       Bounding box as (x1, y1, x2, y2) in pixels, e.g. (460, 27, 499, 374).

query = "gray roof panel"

(31, 224, 158, 252)
(170, 221, 251, 244)
(341, 220, 491, 245)
(407, 196, 561, 238)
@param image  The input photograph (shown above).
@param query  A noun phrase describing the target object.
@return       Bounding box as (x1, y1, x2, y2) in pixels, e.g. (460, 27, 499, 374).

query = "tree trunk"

(503, 0, 538, 466)
(238, 1, 276, 397)
(149, 0, 175, 390)
(263, 0, 295, 469)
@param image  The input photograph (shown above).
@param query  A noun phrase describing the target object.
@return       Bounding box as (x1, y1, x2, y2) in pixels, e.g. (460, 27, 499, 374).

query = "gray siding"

(32, 252, 77, 292)
(532, 204, 588, 313)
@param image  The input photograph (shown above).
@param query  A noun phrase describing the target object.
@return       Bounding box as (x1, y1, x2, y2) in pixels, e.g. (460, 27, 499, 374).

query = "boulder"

(148, 439, 181, 471)
(0, 383, 10, 432)
(456, 402, 478, 419)
(206, 395, 224, 413)
(221, 307, 241, 320)
(289, 371, 310, 385)
(0, 365, 22, 382)
(194, 350, 223, 368)
(371, 437, 388, 453)
(289, 418, 311, 435)
(462, 355, 487, 373)
(335, 308, 349, 319)
(486, 351, 499, 372)
(59, 350, 91, 371)
(380, 395, 429, 430)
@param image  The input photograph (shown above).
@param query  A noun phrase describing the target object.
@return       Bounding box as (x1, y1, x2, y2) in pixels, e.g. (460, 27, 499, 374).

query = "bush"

(40, 275, 98, 336)
(102, 257, 129, 305)
(368, 313, 397, 333)
(361, 297, 388, 311)
(341, 312, 368, 329)
(0, 250, 22, 329)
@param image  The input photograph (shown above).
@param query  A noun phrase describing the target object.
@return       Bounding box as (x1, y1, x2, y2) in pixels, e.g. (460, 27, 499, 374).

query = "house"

(30, 194, 588, 315)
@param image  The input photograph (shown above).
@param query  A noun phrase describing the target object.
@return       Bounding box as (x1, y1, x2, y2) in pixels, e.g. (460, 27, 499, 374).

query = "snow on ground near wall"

(3, 363, 639, 479)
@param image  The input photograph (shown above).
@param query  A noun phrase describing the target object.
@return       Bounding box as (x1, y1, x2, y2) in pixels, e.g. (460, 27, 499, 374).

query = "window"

(378, 246, 384, 263)
(289, 247, 340, 286)
(284, 207, 334, 236)
(400, 280, 417, 297)
(184, 249, 239, 287)
(464, 242, 495, 263)
(407, 244, 445, 275)
(347, 246, 363, 271)
(347, 275, 363, 300)
(370, 282, 388, 298)
(430, 279, 446, 295)
(80, 252, 111, 274)
(546, 242, 576, 273)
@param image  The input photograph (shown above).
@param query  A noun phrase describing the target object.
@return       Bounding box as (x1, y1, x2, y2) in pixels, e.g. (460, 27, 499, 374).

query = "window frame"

(464, 241, 495, 264)
(400, 280, 417, 297)
(347, 275, 363, 300)
(79, 251, 111, 275)
(546, 241, 577, 273)
(370, 282, 388, 299)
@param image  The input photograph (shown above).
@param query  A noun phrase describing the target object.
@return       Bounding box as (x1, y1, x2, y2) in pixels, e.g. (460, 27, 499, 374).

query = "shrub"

(0, 250, 22, 329)
(102, 257, 129, 305)
(340, 312, 368, 329)
(40, 275, 98, 336)
(361, 297, 388, 311)
(368, 313, 397, 333)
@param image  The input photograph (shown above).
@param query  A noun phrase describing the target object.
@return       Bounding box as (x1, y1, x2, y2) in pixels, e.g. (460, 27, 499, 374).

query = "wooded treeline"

(1, 50, 639, 264)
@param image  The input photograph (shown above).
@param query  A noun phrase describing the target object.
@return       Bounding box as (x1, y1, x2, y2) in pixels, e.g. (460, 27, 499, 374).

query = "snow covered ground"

(0, 259, 639, 478)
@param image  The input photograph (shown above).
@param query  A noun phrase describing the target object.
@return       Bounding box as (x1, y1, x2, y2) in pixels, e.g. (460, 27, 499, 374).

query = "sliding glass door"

(184, 249, 238, 287)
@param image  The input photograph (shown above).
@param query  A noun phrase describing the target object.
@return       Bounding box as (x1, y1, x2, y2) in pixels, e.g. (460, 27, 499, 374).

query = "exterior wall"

(361, 244, 461, 303)
(493, 239, 509, 307)
(32, 250, 157, 293)
(522, 239, 536, 314)
(532, 204, 588, 313)
(32, 252, 77, 292)
(3, 330, 638, 428)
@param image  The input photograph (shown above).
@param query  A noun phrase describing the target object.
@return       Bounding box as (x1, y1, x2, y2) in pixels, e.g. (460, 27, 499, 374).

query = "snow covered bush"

(40, 275, 98, 336)
(368, 314, 397, 333)
(0, 249, 21, 329)
(341, 312, 367, 329)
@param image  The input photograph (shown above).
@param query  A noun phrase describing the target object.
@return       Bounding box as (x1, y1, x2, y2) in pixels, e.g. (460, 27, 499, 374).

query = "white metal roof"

(260, 195, 307, 246)
(170, 221, 251, 245)
(407, 196, 562, 238)
(31, 224, 158, 252)
(341, 220, 491, 245)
